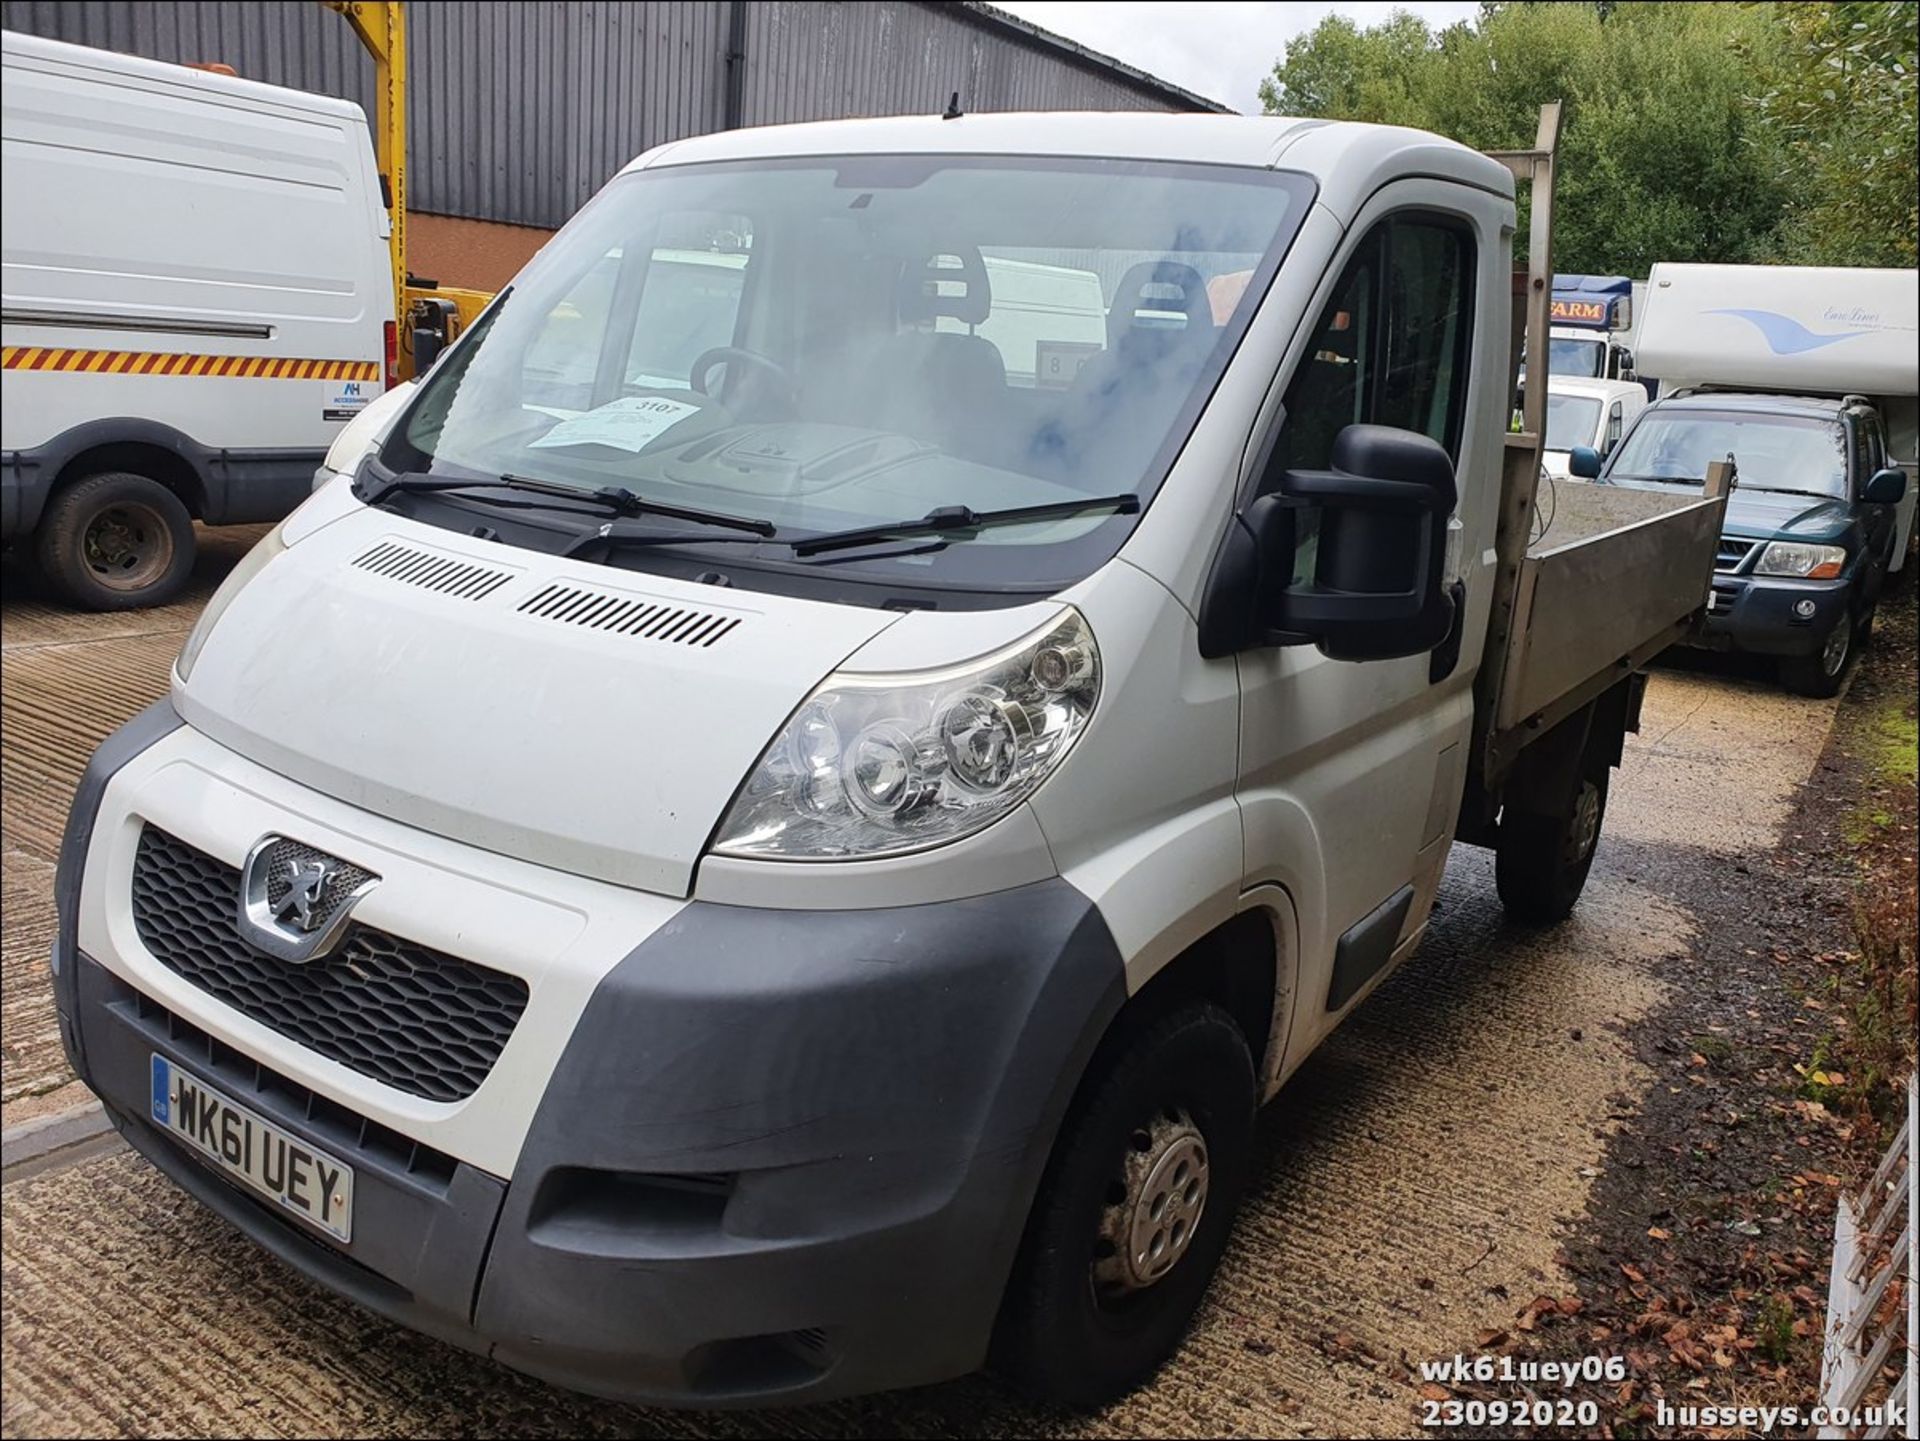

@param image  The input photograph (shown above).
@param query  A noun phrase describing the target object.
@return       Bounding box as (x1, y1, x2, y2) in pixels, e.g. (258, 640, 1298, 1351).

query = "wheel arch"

(27, 418, 213, 524)
(1095, 899, 1295, 1098)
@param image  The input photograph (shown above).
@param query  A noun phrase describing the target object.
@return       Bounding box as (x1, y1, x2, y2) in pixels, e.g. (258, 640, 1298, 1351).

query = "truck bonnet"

(169, 505, 904, 894)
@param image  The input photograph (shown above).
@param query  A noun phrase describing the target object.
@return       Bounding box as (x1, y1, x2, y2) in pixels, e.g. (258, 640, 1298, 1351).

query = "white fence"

(1818, 1075, 1915, 1439)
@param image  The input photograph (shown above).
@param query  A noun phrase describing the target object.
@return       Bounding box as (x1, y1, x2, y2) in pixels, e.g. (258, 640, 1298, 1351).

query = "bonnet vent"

(352, 540, 516, 600)
(517, 583, 744, 648)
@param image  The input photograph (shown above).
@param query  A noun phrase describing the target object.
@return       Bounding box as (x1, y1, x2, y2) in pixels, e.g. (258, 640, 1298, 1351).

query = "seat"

(1029, 261, 1217, 486)
(863, 249, 1012, 458)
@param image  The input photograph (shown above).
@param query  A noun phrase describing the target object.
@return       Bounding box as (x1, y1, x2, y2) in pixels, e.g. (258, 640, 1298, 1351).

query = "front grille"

(1716, 537, 1756, 572)
(131, 826, 528, 1103)
(1708, 583, 1738, 616)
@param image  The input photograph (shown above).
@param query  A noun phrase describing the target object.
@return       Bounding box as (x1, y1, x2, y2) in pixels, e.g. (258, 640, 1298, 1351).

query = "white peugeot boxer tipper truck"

(54, 109, 1725, 1407)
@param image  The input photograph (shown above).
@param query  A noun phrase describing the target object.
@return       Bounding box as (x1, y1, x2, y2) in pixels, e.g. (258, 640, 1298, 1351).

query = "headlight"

(713, 609, 1099, 860)
(1754, 541, 1846, 579)
(175, 523, 287, 682)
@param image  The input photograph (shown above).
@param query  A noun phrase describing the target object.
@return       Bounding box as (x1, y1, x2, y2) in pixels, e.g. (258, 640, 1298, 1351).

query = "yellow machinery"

(320, 0, 493, 381)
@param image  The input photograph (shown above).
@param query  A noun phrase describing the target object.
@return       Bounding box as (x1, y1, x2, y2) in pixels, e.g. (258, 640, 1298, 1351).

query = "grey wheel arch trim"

(475, 878, 1130, 1400)
(3, 417, 322, 538)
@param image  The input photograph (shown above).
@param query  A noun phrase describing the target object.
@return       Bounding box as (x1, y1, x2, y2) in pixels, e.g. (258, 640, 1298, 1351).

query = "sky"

(995, 1, 1482, 114)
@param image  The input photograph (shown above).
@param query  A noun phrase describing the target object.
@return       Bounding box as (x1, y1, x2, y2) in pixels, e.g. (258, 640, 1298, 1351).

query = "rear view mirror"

(1200, 424, 1457, 662)
(1865, 466, 1908, 505)
(1569, 446, 1602, 479)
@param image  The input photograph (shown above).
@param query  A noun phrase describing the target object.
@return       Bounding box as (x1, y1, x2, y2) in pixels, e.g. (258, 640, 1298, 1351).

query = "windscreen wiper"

(565, 492, 1142, 564)
(789, 493, 1141, 558)
(360, 471, 775, 535)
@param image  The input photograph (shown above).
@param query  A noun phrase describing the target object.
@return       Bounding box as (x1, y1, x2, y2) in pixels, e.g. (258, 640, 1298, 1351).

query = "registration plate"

(150, 1054, 354, 1243)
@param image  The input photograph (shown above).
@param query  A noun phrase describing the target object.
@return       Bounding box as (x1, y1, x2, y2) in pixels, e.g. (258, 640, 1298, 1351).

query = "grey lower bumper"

(1695, 573, 1853, 657)
(57, 708, 1127, 1405)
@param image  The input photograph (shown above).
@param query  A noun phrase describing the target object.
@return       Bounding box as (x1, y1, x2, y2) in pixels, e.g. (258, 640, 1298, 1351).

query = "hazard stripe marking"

(1, 347, 380, 382)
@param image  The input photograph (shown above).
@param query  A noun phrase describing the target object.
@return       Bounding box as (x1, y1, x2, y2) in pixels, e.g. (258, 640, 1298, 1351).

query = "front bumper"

(1693, 571, 1853, 657)
(55, 705, 1126, 1406)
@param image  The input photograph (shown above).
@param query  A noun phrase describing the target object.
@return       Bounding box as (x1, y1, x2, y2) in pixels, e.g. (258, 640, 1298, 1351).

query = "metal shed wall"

(1, 1, 1220, 229)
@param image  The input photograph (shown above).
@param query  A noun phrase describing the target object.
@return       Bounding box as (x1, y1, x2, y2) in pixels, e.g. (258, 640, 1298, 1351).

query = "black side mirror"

(1615, 346, 1637, 381)
(413, 326, 445, 372)
(1865, 466, 1908, 505)
(1198, 424, 1456, 662)
(1569, 445, 1602, 479)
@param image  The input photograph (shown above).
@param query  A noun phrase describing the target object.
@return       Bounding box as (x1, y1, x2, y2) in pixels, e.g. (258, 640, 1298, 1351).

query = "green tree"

(1261, 3, 1817, 275)
(1756, 1, 1919, 265)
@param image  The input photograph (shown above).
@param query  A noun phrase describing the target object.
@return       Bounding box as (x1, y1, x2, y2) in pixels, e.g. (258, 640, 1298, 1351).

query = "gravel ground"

(0, 540, 1856, 1438)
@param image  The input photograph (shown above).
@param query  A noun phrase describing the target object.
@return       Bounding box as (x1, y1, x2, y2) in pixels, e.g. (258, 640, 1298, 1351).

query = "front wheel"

(992, 1002, 1256, 1409)
(1778, 609, 1863, 698)
(1496, 772, 1609, 925)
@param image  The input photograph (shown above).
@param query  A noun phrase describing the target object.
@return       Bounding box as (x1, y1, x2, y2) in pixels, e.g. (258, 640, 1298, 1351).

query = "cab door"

(1234, 179, 1512, 1070)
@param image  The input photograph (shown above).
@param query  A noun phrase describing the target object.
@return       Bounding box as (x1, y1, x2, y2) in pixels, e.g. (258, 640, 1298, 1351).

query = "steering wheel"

(689, 346, 798, 417)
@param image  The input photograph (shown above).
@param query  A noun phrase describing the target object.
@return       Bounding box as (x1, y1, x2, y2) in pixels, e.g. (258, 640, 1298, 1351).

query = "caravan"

(1579, 263, 1917, 695)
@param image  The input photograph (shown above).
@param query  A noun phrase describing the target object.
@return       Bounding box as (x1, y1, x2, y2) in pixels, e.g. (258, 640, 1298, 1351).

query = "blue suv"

(1574, 392, 1908, 696)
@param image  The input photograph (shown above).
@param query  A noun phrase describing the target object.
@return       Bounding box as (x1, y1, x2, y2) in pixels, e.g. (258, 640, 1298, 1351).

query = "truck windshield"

(384, 156, 1313, 593)
(1544, 394, 1601, 452)
(1606, 410, 1848, 498)
(1547, 336, 1605, 378)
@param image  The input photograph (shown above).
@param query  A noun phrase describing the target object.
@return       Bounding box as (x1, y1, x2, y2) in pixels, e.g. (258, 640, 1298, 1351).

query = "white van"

(1544, 376, 1647, 475)
(1, 32, 392, 609)
(54, 113, 1724, 1409)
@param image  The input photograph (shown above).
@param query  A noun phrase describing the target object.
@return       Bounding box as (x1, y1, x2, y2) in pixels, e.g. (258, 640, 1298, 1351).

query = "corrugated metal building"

(1, 1, 1226, 231)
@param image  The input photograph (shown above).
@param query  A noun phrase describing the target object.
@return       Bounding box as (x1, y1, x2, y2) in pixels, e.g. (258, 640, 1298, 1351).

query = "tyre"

(1778, 610, 1859, 698)
(1496, 771, 1609, 925)
(35, 471, 195, 611)
(992, 1002, 1256, 1409)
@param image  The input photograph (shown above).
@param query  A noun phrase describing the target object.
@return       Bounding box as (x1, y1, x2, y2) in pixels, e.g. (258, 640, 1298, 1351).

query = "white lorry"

(54, 109, 1725, 1407)
(1544, 273, 1641, 384)
(1, 31, 392, 609)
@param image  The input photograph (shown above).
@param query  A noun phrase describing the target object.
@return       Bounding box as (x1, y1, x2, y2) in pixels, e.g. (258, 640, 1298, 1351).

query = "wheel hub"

(1820, 620, 1849, 676)
(1093, 1107, 1209, 1295)
(1565, 780, 1602, 865)
(81, 503, 170, 589)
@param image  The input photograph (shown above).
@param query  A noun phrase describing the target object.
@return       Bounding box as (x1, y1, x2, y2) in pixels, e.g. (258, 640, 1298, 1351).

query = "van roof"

(1, 29, 371, 127)
(1547, 377, 1644, 403)
(628, 112, 1515, 224)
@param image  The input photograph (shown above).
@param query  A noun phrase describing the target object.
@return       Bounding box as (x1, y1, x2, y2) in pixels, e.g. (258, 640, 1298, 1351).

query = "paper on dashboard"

(528, 395, 701, 453)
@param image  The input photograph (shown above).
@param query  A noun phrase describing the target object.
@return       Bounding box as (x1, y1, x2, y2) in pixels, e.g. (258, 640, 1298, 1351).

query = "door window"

(1268, 215, 1473, 478)
(1266, 213, 1475, 580)
(1856, 410, 1887, 488)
